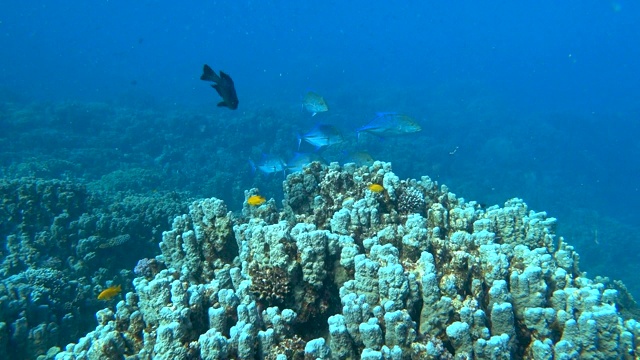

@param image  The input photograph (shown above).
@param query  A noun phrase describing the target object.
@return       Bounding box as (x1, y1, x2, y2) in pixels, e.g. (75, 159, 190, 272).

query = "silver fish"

(357, 112, 421, 139)
(298, 124, 343, 150)
(249, 154, 286, 175)
(302, 91, 329, 116)
(286, 152, 325, 173)
(343, 151, 374, 167)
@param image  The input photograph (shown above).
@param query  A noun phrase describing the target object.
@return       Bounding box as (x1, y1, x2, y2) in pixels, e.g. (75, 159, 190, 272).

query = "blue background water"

(1, 1, 639, 293)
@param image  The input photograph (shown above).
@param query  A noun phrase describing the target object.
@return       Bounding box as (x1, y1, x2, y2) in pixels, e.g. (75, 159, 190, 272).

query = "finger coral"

(53, 162, 640, 360)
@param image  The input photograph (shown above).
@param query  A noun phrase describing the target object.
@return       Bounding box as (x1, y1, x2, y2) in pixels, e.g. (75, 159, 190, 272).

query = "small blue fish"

(298, 124, 343, 150)
(249, 154, 286, 176)
(302, 91, 329, 116)
(357, 112, 421, 139)
(286, 152, 326, 173)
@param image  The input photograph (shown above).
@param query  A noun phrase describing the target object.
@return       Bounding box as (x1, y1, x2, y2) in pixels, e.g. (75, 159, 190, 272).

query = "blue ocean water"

(1, 1, 639, 357)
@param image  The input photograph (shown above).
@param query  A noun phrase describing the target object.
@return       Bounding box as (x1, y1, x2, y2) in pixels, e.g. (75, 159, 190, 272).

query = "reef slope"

(54, 162, 640, 359)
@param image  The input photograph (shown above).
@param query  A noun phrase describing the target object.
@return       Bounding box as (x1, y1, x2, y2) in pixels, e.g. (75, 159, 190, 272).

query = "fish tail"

(200, 64, 220, 82)
(296, 133, 302, 151)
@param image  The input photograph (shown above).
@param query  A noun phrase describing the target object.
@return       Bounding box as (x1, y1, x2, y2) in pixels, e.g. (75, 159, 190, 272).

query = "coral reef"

(50, 162, 640, 359)
(0, 178, 188, 359)
(396, 186, 426, 215)
(133, 258, 164, 280)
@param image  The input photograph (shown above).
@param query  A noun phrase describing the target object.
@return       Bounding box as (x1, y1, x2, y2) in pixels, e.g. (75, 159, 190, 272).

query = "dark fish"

(357, 112, 421, 139)
(200, 64, 239, 110)
(298, 124, 343, 150)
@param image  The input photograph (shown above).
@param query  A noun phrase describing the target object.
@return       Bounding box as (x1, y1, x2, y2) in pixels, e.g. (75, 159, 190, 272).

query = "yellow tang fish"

(97, 285, 122, 300)
(368, 184, 384, 193)
(247, 195, 266, 206)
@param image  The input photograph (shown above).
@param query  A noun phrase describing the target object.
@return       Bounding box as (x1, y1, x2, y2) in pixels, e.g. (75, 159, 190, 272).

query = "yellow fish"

(368, 184, 384, 193)
(97, 285, 122, 300)
(247, 195, 266, 206)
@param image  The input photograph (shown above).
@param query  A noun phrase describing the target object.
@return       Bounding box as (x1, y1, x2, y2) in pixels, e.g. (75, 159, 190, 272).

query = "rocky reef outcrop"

(0, 178, 187, 359)
(53, 162, 640, 359)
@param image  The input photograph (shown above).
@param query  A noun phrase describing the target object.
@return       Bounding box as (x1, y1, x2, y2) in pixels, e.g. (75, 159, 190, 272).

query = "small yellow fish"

(247, 195, 266, 206)
(368, 184, 384, 193)
(97, 285, 122, 300)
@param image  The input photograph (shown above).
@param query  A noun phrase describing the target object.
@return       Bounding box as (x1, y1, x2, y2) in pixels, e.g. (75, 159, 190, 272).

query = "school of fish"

(248, 104, 422, 179)
(199, 64, 423, 200)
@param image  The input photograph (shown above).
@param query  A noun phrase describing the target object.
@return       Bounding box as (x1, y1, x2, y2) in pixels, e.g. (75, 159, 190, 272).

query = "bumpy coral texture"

(54, 162, 640, 360)
(0, 178, 186, 360)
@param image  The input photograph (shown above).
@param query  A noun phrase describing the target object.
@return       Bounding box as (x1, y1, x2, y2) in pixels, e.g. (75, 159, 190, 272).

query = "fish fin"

(248, 160, 256, 174)
(217, 101, 228, 107)
(312, 112, 317, 116)
(200, 64, 220, 82)
(211, 84, 224, 98)
(296, 134, 302, 151)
